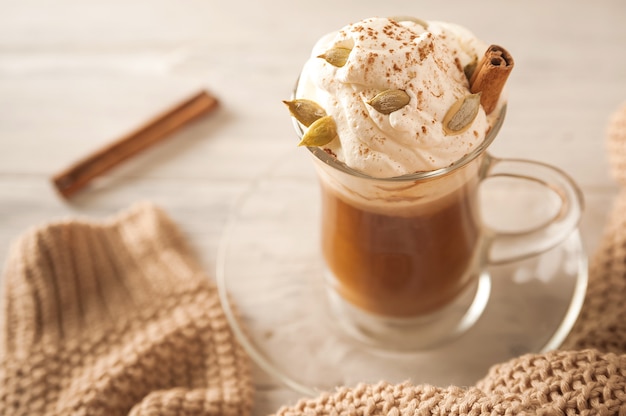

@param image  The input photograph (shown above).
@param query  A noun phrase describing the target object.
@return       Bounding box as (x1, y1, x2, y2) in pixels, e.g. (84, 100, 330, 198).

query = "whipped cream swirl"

(296, 17, 496, 177)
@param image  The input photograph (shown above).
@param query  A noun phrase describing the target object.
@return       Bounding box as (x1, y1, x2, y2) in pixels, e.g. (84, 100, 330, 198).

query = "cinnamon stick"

(469, 45, 514, 115)
(52, 90, 219, 198)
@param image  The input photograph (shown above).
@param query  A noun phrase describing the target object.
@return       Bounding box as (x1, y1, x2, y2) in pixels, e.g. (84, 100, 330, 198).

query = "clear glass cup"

(294, 105, 584, 350)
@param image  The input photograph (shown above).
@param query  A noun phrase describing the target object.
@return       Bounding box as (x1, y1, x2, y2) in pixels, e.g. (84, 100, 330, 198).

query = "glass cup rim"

(292, 102, 507, 182)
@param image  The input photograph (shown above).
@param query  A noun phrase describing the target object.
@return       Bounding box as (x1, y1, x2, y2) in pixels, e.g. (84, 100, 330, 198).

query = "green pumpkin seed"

(283, 99, 327, 127)
(298, 115, 337, 147)
(367, 89, 411, 115)
(318, 47, 351, 67)
(443, 93, 482, 135)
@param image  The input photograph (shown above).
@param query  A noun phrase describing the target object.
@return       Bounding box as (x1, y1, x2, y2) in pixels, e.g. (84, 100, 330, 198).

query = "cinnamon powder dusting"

(454, 57, 463, 74)
(418, 38, 434, 61)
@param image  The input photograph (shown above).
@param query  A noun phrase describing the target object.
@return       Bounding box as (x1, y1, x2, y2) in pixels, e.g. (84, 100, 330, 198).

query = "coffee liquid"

(320, 179, 481, 318)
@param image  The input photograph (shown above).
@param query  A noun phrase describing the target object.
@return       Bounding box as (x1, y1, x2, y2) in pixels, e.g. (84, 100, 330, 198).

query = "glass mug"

(294, 106, 584, 351)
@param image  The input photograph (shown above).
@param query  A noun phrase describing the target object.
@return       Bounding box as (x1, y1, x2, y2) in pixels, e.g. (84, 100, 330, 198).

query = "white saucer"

(216, 148, 588, 396)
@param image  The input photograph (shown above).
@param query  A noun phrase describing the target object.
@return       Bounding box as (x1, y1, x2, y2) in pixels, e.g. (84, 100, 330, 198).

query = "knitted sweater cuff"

(0, 202, 253, 415)
(1, 202, 206, 354)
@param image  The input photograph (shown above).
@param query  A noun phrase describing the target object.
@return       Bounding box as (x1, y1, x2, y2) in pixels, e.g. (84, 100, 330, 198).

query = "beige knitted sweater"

(1, 103, 625, 415)
(0, 204, 253, 415)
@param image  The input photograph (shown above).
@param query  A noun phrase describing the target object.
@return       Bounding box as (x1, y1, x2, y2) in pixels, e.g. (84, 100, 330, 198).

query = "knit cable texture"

(0, 203, 253, 416)
(272, 103, 626, 416)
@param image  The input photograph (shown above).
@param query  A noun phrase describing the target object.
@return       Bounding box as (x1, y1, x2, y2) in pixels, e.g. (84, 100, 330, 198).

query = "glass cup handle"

(482, 154, 584, 264)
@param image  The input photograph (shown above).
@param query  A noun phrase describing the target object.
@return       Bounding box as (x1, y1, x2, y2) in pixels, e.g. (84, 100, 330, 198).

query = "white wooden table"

(1, 1, 625, 414)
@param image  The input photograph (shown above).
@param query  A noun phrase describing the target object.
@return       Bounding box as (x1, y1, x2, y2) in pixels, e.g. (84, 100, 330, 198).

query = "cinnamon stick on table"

(52, 90, 219, 198)
(469, 45, 514, 115)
